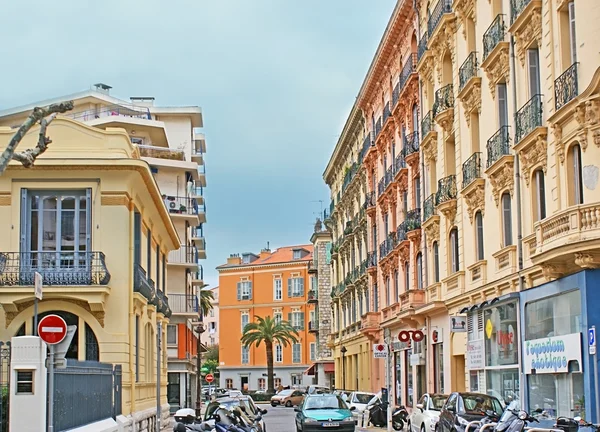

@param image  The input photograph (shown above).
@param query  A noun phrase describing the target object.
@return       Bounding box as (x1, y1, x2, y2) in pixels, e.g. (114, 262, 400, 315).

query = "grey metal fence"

(0, 342, 10, 432)
(53, 360, 121, 432)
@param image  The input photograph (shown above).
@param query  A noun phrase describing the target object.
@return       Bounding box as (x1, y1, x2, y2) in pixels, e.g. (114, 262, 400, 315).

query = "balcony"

(461, 153, 485, 222)
(509, 0, 542, 66)
(394, 153, 408, 190)
(400, 289, 426, 310)
(417, 34, 429, 64)
(308, 260, 318, 274)
(163, 196, 204, 218)
(367, 251, 378, 271)
(555, 63, 579, 111)
(420, 110, 438, 163)
(193, 131, 206, 153)
(436, 175, 458, 223)
(458, 52, 482, 124)
(190, 266, 204, 286)
(374, 116, 383, 140)
(191, 148, 204, 165)
(360, 312, 380, 339)
(405, 209, 422, 231)
(433, 85, 455, 134)
(485, 126, 514, 207)
(308, 321, 319, 333)
(462, 152, 483, 189)
(67, 103, 151, 122)
(481, 15, 510, 98)
(514, 95, 547, 184)
(423, 194, 436, 222)
(307, 289, 318, 304)
(383, 102, 392, 131)
(486, 126, 511, 169)
(398, 54, 418, 98)
(138, 145, 186, 162)
(168, 245, 199, 266)
(134, 263, 157, 305)
(155, 289, 172, 317)
(403, 131, 420, 168)
(428, 0, 453, 39)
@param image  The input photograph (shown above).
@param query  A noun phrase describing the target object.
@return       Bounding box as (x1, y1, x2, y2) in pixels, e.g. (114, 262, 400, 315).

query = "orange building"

(217, 245, 317, 391)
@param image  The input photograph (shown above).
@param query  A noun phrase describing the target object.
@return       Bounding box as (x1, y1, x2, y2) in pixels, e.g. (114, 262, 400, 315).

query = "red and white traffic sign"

(38, 314, 67, 345)
(205, 373, 214, 383)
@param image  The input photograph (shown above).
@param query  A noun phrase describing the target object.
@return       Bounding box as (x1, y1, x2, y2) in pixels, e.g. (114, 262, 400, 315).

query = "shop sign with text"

(467, 339, 484, 369)
(524, 333, 582, 374)
(450, 315, 467, 332)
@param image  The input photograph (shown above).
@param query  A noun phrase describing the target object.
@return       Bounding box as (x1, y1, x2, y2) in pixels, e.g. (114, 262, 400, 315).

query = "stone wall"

(315, 234, 332, 360)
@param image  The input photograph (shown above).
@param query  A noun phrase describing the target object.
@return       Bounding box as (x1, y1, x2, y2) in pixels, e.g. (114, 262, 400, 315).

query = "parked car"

(437, 392, 503, 432)
(294, 393, 356, 431)
(203, 395, 268, 431)
(271, 388, 305, 407)
(307, 385, 331, 395)
(346, 391, 377, 413)
(409, 393, 448, 432)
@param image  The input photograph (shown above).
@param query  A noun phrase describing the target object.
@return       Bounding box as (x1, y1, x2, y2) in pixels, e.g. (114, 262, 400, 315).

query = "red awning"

(304, 364, 316, 375)
(323, 362, 335, 373)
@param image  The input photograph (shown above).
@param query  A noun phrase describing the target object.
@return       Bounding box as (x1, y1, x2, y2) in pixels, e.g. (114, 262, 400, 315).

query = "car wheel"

(286, 400, 293, 408)
(271, 403, 277, 407)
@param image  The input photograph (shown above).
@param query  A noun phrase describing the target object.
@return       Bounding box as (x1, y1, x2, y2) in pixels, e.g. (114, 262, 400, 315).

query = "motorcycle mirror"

(261, 409, 268, 415)
(255, 415, 262, 422)
(350, 406, 357, 411)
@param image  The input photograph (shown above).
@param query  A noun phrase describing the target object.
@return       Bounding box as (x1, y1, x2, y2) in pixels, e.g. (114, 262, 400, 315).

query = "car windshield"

(278, 390, 293, 396)
(431, 395, 447, 411)
(462, 395, 503, 415)
(305, 395, 346, 410)
(352, 393, 375, 404)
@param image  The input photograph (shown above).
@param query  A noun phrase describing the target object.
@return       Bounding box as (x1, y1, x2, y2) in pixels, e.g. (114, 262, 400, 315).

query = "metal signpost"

(38, 314, 68, 432)
(156, 322, 162, 432)
(590, 326, 599, 422)
(205, 373, 214, 384)
(33, 272, 43, 336)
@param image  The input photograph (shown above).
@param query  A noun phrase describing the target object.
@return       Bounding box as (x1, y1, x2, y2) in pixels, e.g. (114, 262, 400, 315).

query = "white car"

(347, 391, 377, 413)
(409, 393, 448, 432)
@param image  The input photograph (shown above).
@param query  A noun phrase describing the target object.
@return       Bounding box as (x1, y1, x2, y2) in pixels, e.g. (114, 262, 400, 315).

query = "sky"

(0, 0, 396, 289)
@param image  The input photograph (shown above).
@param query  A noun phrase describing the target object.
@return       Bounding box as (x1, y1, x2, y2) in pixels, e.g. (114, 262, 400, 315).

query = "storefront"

(464, 293, 520, 406)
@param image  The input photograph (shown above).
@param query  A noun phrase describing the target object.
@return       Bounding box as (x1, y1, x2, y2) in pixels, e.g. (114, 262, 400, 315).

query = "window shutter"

(528, 49, 540, 97)
(299, 278, 304, 296)
(85, 188, 92, 251)
(237, 282, 241, 301)
(19, 189, 28, 252)
(248, 282, 253, 299)
(288, 312, 292, 324)
(569, 1, 577, 64)
(287, 278, 292, 297)
(299, 312, 305, 329)
(498, 84, 508, 128)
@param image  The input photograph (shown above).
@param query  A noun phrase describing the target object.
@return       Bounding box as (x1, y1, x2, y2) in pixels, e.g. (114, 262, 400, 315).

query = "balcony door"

(20, 189, 92, 280)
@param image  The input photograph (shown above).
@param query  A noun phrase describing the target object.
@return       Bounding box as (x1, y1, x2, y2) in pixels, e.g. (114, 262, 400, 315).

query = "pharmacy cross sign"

(37, 314, 67, 345)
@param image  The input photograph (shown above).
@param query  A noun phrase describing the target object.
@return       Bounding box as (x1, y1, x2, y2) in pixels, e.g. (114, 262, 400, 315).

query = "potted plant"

(180, 204, 187, 213)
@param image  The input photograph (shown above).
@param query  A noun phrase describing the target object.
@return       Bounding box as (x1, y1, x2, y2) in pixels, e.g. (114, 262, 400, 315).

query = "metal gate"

(0, 342, 10, 432)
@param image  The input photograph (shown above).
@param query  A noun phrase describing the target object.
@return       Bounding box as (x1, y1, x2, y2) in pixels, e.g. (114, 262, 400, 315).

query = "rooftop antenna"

(267, 241, 270, 250)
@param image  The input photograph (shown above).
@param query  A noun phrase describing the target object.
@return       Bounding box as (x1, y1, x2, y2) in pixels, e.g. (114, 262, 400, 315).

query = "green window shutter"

(287, 278, 292, 298)
(237, 282, 241, 300)
(248, 282, 253, 300)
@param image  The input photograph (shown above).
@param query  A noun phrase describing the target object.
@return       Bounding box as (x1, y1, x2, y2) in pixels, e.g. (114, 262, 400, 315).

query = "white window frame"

(275, 344, 283, 363)
(291, 277, 303, 297)
(241, 346, 250, 365)
(568, 1, 577, 64)
(497, 83, 509, 128)
(241, 281, 251, 299)
(166, 324, 177, 346)
(572, 144, 583, 205)
(502, 193, 513, 246)
(274, 311, 282, 325)
(292, 343, 301, 364)
(293, 250, 302, 260)
(528, 48, 541, 98)
(274, 278, 282, 301)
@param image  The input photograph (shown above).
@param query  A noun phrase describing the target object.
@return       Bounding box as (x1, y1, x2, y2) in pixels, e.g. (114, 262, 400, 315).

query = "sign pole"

(48, 344, 55, 432)
(593, 326, 599, 423)
(34, 272, 43, 336)
(156, 321, 161, 432)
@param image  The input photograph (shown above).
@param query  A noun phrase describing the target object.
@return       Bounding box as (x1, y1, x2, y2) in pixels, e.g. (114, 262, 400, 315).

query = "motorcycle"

(493, 401, 538, 432)
(368, 399, 408, 431)
(173, 408, 211, 432)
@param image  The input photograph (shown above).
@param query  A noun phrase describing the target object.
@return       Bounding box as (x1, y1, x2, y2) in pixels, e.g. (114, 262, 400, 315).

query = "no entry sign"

(205, 373, 214, 383)
(38, 314, 67, 345)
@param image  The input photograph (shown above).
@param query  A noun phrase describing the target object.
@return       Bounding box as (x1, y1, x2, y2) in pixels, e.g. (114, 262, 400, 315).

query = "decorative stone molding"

(551, 123, 565, 164)
(422, 133, 438, 162)
(430, 19, 457, 84)
(510, 1, 543, 67)
(574, 253, 600, 269)
(481, 43, 510, 99)
(423, 216, 440, 246)
(453, 0, 477, 39)
(462, 179, 485, 223)
(516, 133, 548, 186)
(486, 156, 514, 206)
(459, 78, 482, 125)
(541, 262, 566, 281)
(437, 199, 457, 226)
(418, 56, 435, 86)
(594, 130, 600, 148)
(434, 108, 454, 135)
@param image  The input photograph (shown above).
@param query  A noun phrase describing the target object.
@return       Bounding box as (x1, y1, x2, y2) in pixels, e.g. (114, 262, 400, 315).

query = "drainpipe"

(129, 208, 136, 414)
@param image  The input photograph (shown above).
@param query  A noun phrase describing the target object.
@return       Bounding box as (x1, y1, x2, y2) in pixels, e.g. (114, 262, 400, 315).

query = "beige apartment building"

(0, 84, 207, 415)
(201, 286, 219, 347)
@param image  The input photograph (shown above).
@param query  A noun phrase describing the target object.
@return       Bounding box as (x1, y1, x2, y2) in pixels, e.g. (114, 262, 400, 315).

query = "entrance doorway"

(452, 355, 466, 392)
(240, 375, 249, 391)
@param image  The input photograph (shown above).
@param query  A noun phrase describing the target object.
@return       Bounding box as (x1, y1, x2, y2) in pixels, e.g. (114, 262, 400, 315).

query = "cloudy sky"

(0, 0, 395, 288)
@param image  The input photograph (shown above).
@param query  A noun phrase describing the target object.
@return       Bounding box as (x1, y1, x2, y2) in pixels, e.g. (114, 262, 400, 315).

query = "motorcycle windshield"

(496, 401, 520, 432)
(504, 419, 525, 432)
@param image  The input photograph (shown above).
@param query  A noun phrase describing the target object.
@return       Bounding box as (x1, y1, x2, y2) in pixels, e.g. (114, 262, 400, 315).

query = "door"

(440, 393, 457, 432)
(241, 376, 249, 392)
(292, 390, 304, 405)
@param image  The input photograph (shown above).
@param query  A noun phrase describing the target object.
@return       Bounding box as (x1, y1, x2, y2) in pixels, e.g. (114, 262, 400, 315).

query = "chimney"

(227, 253, 241, 265)
(260, 241, 272, 259)
(93, 83, 112, 95)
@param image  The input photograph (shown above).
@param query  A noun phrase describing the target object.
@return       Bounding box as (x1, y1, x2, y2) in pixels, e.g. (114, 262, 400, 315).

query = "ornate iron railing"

(433, 84, 454, 117)
(510, 0, 533, 24)
(418, 34, 429, 62)
(342, 162, 358, 193)
(329, 199, 335, 214)
(134, 263, 156, 303)
(428, 0, 453, 37)
(483, 15, 506, 60)
(404, 131, 420, 156)
(423, 194, 437, 221)
(392, 82, 400, 107)
(395, 153, 406, 172)
(487, 125, 511, 168)
(436, 175, 457, 205)
(308, 290, 317, 302)
(462, 152, 483, 189)
(366, 191, 376, 208)
(555, 63, 579, 111)
(385, 166, 395, 189)
(396, 223, 408, 243)
(459, 52, 478, 91)
(309, 321, 319, 332)
(399, 54, 418, 92)
(0, 251, 111, 286)
(383, 102, 392, 125)
(378, 177, 386, 197)
(367, 251, 378, 268)
(359, 133, 372, 163)
(155, 289, 171, 317)
(421, 110, 433, 138)
(375, 117, 382, 137)
(515, 94, 543, 144)
(405, 208, 422, 231)
(359, 259, 367, 276)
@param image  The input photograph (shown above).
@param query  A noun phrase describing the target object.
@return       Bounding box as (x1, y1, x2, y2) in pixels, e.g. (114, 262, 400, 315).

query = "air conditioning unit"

(242, 295, 250, 300)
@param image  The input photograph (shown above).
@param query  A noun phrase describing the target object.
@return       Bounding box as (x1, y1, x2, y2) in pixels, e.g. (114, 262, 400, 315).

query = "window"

(450, 228, 459, 272)
(528, 48, 541, 97)
(525, 290, 581, 340)
(237, 281, 252, 300)
(310, 343, 316, 361)
(147, 228, 152, 278)
(373, 283, 378, 311)
(528, 373, 583, 420)
(416, 253, 423, 289)
(274, 311, 282, 325)
(241, 313, 249, 333)
(131, 136, 144, 145)
(385, 276, 391, 306)
(534, 169, 546, 221)
(156, 248, 160, 291)
(571, 144, 583, 205)
(415, 177, 421, 207)
(209, 309, 214, 318)
(292, 344, 301, 363)
(403, 191, 408, 215)
(310, 276, 317, 292)
(258, 378, 266, 391)
(135, 315, 140, 382)
(394, 270, 399, 302)
(412, 104, 419, 132)
(274, 278, 282, 301)
(288, 277, 304, 297)
(145, 323, 154, 382)
(475, 212, 484, 260)
(434, 344, 444, 393)
(497, 83, 509, 127)
(404, 262, 410, 291)
(433, 241, 440, 283)
(568, 1, 577, 64)
(289, 311, 305, 330)
(275, 344, 283, 362)
(167, 325, 177, 346)
(274, 378, 282, 388)
(16, 370, 34, 394)
(484, 302, 519, 367)
(241, 346, 250, 364)
(293, 249, 302, 260)
(226, 379, 233, 389)
(502, 193, 513, 246)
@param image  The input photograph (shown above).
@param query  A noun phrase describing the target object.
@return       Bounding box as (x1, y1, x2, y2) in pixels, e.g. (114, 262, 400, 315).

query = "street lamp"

(340, 346, 347, 390)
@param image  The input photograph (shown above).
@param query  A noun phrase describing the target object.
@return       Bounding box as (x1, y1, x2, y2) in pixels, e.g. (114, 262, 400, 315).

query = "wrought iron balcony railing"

(385, 166, 395, 188)
(308, 290, 317, 302)
(555, 63, 579, 111)
(515, 94, 543, 144)
(367, 251, 377, 268)
(344, 221, 353, 236)
(365, 191, 376, 208)
(155, 289, 171, 317)
(487, 125, 511, 168)
(308, 321, 319, 332)
(428, 0, 452, 37)
(483, 15, 506, 60)
(418, 34, 429, 62)
(459, 52, 478, 91)
(462, 152, 483, 189)
(342, 162, 358, 193)
(392, 82, 400, 107)
(162, 196, 202, 216)
(421, 111, 433, 138)
(399, 54, 418, 92)
(395, 153, 407, 172)
(404, 131, 420, 156)
(383, 102, 392, 125)
(378, 177, 386, 197)
(0, 251, 111, 286)
(375, 117, 383, 138)
(397, 223, 408, 242)
(359, 259, 367, 276)
(436, 175, 458, 205)
(329, 199, 335, 215)
(134, 263, 156, 303)
(433, 84, 454, 117)
(359, 133, 372, 164)
(423, 194, 437, 221)
(168, 245, 198, 265)
(405, 208, 422, 231)
(167, 293, 197, 315)
(510, 0, 533, 24)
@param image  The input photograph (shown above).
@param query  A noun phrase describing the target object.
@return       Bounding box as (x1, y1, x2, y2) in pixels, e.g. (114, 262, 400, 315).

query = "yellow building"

(0, 116, 178, 426)
(0, 84, 207, 413)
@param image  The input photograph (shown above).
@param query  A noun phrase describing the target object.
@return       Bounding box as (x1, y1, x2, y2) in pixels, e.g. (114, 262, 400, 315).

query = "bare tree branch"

(0, 101, 74, 175)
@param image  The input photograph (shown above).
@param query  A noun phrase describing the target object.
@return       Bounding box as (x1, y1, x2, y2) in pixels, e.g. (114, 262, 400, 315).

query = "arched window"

(450, 228, 460, 272)
(570, 143, 583, 205)
(433, 242, 440, 283)
(85, 323, 99, 361)
(502, 193, 513, 247)
(534, 169, 546, 220)
(475, 211, 484, 261)
(416, 253, 423, 289)
(394, 270, 399, 302)
(404, 262, 410, 291)
(33, 311, 81, 359)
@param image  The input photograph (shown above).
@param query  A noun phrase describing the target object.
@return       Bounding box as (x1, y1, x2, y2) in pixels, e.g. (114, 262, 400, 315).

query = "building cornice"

(217, 260, 310, 272)
(323, 103, 363, 185)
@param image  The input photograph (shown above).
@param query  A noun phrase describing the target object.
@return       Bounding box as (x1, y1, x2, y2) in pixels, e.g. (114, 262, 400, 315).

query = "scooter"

(493, 402, 539, 432)
(368, 399, 408, 430)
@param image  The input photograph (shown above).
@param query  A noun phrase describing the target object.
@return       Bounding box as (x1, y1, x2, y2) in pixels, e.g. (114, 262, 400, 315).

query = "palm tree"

(199, 288, 214, 317)
(240, 316, 299, 393)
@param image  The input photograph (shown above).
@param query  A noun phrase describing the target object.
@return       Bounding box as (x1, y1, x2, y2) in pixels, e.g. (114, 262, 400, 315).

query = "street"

(260, 404, 377, 432)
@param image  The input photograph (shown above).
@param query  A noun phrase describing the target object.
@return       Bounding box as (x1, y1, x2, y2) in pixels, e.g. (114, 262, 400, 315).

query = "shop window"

(167, 373, 180, 410)
(226, 379, 233, 389)
(432, 241, 440, 283)
(487, 370, 519, 407)
(416, 253, 423, 289)
(525, 290, 581, 340)
(484, 302, 519, 367)
(568, 143, 583, 205)
(528, 372, 584, 420)
(502, 193, 513, 246)
(475, 212, 484, 260)
(434, 343, 444, 393)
